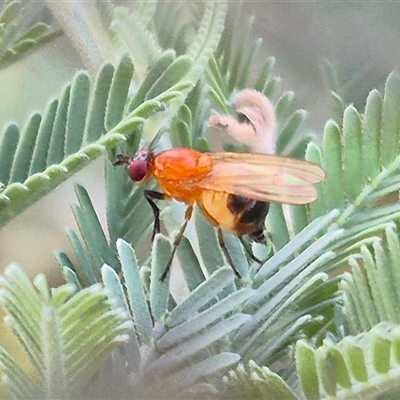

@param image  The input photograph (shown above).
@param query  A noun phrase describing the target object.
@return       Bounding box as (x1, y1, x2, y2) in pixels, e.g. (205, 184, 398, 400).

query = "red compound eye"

(128, 159, 147, 182)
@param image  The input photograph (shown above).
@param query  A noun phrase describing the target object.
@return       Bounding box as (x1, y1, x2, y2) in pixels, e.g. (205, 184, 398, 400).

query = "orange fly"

(115, 147, 325, 280)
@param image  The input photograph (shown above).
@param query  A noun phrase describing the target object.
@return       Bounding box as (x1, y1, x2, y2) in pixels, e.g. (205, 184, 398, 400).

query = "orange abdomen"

(199, 190, 269, 242)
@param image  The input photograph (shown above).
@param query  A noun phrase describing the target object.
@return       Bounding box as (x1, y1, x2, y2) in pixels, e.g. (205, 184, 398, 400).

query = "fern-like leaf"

(0, 265, 131, 399)
(0, 59, 188, 228)
(47, 2, 119, 70)
(0, 1, 227, 228)
(341, 223, 400, 335)
(222, 360, 299, 400)
(296, 323, 400, 399)
(222, 322, 400, 399)
(83, 239, 252, 398)
(268, 71, 400, 252)
(112, 6, 162, 80)
(0, 1, 62, 69)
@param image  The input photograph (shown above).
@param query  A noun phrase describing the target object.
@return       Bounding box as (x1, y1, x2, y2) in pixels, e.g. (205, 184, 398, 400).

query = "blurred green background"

(0, 1, 399, 282)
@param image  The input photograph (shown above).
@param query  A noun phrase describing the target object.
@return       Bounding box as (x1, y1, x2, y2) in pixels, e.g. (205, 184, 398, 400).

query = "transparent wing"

(199, 152, 325, 204)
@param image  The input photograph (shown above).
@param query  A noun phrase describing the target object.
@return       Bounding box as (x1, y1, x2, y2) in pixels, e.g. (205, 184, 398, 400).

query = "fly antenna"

(113, 154, 131, 166)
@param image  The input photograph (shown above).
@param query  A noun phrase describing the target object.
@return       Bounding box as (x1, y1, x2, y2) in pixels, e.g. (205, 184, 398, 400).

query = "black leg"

(160, 205, 193, 281)
(144, 190, 166, 241)
(239, 236, 262, 263)
(217, 229, 241, 278)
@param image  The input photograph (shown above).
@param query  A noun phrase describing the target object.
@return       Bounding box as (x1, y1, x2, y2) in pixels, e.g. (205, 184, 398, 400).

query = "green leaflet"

(323, 120, 345, 211)
(296, 341, 319, 400)
(276, 109, 307, 154)
(274, 89, 294, 122)
(362, 89, 382, 181)
(381, 71, 400, 167)
(105, 55, 134, 131)
(84, 63, 115, 143)
(9, 114, 42, 183)
(116, 239, 153, 344)
(30, 100, 59, 174)
(65, 72, 91, 155)
(145, 55, 193, 100)
(342, 106, 362, 202)
(128, 49, 176, 112)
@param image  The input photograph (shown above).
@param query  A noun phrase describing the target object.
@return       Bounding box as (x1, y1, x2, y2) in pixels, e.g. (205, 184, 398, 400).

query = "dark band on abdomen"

(227, 194, 269, 242)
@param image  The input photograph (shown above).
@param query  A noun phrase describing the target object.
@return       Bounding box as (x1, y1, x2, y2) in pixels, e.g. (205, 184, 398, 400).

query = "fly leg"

(239, 236, 263, 264)
(144, 190, 166, 241)
(217, 228, 241, 278)
(160, 205, 193, 281)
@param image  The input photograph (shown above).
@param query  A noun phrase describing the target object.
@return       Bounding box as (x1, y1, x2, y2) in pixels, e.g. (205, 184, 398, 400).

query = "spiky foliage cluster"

(0, 1, 61, 69)
(1, 1, 400, 399)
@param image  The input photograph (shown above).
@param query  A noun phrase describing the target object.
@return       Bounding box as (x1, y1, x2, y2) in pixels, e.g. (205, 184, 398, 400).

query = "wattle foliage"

(1, 1, 400, 399)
